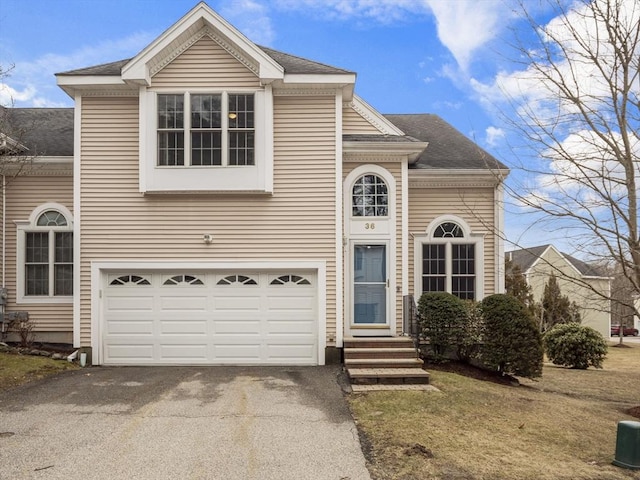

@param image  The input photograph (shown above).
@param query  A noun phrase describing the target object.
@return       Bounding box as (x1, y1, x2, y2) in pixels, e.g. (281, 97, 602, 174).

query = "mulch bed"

(424, 360, 519, 386)
(627, 406, 640, 419)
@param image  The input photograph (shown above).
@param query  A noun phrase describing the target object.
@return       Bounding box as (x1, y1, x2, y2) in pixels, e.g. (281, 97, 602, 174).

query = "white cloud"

(472, 0, 640, 127)
(274, 0, 427, 23)
(219, 0, 276, 45)
(423, 0, 505, 71)
(485, 126, 505, 147)
(2, 31, 155, 108)
(0, 83, 36, 107)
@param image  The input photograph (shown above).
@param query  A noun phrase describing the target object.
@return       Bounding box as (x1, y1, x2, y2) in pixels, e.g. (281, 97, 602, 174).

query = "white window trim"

(139, 86, 273, 193)
(157, 91, 255, 168)
(413, 216, 485, 301)
(16, 203, 74, 304)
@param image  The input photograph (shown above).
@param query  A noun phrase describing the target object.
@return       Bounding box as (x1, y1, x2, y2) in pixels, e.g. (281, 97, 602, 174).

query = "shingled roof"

(0, 107, 74, 157)
(57, 46, 353, 77)
(385, 114, 507, 170)
(53, 48, 506, 173)
(506, 245, 606, 278)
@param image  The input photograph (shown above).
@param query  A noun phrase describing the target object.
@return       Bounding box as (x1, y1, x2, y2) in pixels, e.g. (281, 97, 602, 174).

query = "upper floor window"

(352, 174, 388, 217)
(17, 205, 73, 303)
(157, 92, 254, 168)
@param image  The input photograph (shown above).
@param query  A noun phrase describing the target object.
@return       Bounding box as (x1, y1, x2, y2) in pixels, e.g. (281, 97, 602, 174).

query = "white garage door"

(102, 271, 318, 365)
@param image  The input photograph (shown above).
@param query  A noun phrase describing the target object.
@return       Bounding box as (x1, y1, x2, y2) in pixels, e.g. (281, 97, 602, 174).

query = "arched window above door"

(352, 174, 388, 217)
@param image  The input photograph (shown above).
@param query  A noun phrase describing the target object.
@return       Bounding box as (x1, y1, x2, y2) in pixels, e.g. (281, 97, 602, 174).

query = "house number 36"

(365, 223, 376, 230)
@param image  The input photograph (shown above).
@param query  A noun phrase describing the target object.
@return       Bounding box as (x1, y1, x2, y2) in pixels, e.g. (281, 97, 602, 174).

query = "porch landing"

(344, 337, 432, 391)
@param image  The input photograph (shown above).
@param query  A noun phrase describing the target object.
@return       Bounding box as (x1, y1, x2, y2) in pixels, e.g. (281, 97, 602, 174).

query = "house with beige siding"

(506, 245, 611, 338)
(0, 3, 508, 367)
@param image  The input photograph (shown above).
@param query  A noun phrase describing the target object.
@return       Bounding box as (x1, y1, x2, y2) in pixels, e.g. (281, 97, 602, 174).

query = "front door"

(349, 243, 391, 336)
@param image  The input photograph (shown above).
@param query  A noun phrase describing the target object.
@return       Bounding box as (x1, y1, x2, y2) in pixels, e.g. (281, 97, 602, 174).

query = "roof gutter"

(408, 168, 510, 188)
(343, 140, 429, 163)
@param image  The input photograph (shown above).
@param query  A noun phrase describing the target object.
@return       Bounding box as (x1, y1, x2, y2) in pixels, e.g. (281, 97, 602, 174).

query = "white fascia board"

(56, 75, 127, 90)
(583, 275, 614, 281)
(408, 168, 509, 187)
(1, 156, 73, 175)
(0, 133, 28, 153)
(56, 75, 132, 97)
(284, 73, 356, 85)
(280, 73, 356, 100)
(32, 156, 73, 164)
(343, 140, 429, 161)
(122, 2, 284, 85)
(351, 95, 405, 135)
(526, 244, 584, 279)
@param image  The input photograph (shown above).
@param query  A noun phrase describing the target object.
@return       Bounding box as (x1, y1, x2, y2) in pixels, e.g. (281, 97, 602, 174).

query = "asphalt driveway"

(0, 365, 371, 480)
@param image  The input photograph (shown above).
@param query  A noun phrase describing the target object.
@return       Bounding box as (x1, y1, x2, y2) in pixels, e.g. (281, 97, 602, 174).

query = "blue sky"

(0, 0, 567, 250)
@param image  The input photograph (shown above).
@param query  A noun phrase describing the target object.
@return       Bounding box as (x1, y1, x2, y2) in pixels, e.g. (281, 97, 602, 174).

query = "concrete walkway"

(0, 365, 371, 480)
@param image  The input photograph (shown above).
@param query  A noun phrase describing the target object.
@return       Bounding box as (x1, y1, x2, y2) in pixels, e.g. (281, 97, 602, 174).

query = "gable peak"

(121, 2, 284, 86)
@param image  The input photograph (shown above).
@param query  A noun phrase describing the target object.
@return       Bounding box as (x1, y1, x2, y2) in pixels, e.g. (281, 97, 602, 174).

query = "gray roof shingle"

(506, 245, 606, 277)
(0, 107, 74, 157)
(57, 46, 353, 77)
(384, 114, 507, 170)
(258, 46, 353, 75)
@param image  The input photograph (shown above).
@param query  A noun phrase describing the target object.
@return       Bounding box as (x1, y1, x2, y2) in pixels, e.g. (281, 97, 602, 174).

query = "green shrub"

(457, 300, 483, 363)
(417, 292, 468, 362)
(543, 323, 607, 369)
(480, 294, 543, 378)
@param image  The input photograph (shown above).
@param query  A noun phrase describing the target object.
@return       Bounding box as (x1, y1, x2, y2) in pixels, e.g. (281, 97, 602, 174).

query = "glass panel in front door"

(353, 244, 387, 324)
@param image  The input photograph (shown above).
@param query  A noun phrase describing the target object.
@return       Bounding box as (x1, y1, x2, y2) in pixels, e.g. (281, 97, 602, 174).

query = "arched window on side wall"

(17, 204, 73, 303)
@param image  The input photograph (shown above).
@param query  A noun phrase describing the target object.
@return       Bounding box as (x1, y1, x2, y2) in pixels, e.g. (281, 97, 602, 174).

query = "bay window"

(157, 92, 254, 168)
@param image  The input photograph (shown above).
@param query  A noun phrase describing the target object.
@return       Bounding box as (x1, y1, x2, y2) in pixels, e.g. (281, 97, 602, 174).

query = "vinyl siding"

(342, 105, 382, 134)
(78, 94, 337, 346)
(343, 161, 404, 331)
(3, 175, 73, 332)
(408, 185, 497, 300)
(526, 249, 610, 338)
(152, 36, 260, 89)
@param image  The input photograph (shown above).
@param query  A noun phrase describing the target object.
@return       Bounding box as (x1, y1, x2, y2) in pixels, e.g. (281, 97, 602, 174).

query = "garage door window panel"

(109, 275, 151, 286)
(163, 275, 204, 286)
(270, 275, 312, 286)
(217, 275, 258, 286)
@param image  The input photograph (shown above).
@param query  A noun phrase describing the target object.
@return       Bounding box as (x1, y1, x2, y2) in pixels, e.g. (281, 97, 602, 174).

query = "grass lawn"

(0, 352, 78, 391)
(349, 343, 640, 480)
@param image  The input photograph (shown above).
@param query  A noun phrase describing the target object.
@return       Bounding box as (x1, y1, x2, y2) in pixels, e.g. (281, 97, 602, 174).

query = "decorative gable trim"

(344, 95, 405, 136)
(122, 2, 283, 86)
(273, 88, 337, 97)
(149, 26, 259, 78)
(0, 133, 28, 154)
(408, 170, 505, 188)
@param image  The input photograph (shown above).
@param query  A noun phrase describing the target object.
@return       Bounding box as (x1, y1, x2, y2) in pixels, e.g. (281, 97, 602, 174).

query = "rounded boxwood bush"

(543, 323, 607, 369)
(480, 294, 543, 378)
(417, 292, 468, 361)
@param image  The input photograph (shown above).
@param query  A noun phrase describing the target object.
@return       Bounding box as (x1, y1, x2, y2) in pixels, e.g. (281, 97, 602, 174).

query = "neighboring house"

(0, 3, 508, 365)
(506, 245, 611, 338)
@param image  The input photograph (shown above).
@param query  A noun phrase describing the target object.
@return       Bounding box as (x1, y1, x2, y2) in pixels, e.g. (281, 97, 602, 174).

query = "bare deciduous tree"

(0, 63, 36, 183)
(501, 0, 640, 325)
